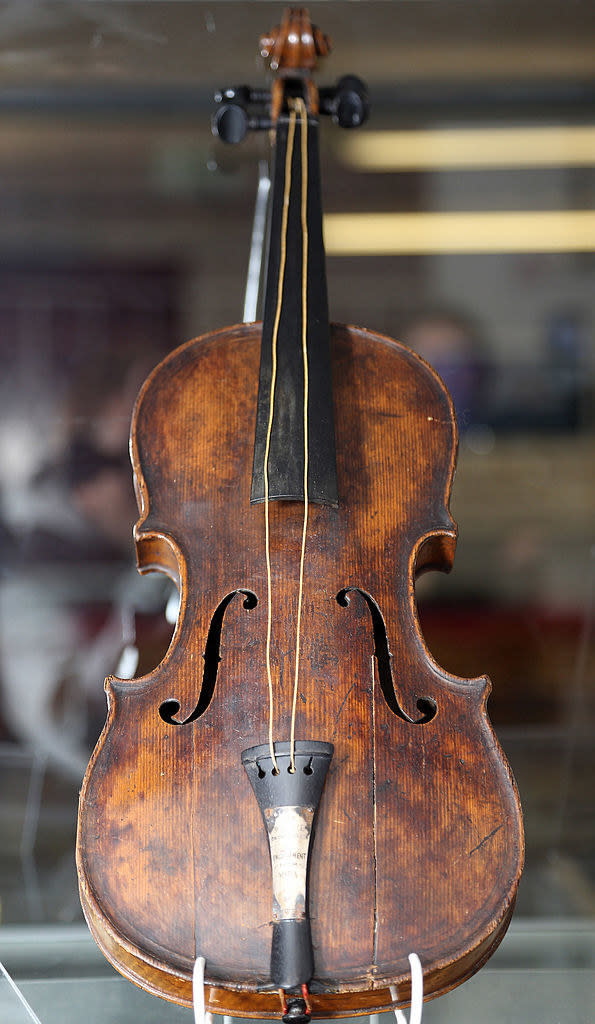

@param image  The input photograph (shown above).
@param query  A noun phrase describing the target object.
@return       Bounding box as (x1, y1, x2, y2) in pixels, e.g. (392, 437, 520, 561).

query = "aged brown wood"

(77, 321, 523, 1014)
(260, 7, 330, 72)
(260, 7, 331, 119)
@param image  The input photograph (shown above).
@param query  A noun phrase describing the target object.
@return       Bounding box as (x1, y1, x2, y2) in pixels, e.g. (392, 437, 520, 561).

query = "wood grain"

(77, 322, 523, 1014)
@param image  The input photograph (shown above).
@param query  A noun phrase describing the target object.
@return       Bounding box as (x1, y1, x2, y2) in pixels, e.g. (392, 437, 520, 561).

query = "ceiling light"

(323, 210, 595, 254)
(340, 126, 595, 171)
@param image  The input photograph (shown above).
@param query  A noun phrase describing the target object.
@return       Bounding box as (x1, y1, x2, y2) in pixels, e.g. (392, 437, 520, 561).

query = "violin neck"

(250, 113, 338, 506)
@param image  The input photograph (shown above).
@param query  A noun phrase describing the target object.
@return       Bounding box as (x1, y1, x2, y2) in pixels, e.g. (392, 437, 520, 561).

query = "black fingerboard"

(250, 116, 338, 506)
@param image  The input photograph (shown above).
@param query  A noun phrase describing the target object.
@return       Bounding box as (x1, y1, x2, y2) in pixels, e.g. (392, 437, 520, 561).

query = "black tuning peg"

(319, 75, 369, 129)
(212, 102, 249, 144)
(212, 85, 273, 144)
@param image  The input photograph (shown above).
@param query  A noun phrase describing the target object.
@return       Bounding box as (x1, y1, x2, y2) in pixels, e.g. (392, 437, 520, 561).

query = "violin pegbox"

(212, 6, 368, 142)
(260, 6, 331, 118)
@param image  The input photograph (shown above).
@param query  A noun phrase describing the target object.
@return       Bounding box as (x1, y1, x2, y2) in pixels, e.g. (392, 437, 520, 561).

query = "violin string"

(289, 96, 310, 773)
(263, 107, 297, 772)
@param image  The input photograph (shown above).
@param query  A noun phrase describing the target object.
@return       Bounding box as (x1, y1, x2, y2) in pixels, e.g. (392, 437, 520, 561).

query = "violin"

(77, 9, 523, 1019)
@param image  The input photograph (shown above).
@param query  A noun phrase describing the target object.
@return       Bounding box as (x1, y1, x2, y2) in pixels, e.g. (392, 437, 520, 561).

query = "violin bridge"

(242, 741, 333, 991)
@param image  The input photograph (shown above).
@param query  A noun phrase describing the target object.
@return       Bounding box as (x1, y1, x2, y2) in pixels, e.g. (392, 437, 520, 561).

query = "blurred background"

(0, 2, 593, 1021)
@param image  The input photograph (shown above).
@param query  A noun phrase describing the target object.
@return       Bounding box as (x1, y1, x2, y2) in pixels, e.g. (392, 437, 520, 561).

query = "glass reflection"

(0, 5, 592, 1018)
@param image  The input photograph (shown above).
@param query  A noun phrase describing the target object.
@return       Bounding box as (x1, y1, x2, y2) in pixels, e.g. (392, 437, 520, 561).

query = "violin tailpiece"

(242, 740, 333, 990)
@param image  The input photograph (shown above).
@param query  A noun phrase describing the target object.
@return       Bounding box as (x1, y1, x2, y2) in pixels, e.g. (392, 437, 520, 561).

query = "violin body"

(77, 321, 523, 1014)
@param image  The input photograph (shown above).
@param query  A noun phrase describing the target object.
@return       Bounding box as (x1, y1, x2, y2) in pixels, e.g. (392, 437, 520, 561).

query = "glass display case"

(0, 2, 593, 1021)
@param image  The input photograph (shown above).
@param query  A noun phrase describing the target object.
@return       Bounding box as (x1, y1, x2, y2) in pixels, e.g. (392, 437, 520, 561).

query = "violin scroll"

(212, 6, 367, 140)
(259, 7, 331, 73)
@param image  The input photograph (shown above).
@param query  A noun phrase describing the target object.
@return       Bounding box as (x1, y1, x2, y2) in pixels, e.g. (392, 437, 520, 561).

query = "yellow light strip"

(323, 210, 595, 255)
(340, 126, 595, 171)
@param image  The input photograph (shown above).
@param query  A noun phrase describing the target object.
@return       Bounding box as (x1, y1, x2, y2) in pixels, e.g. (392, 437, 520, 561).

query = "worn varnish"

(77, 322, 523, 1014)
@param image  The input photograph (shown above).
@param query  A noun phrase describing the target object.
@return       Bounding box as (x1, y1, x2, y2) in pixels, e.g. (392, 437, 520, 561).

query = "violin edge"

(77, 870, 519, 1016)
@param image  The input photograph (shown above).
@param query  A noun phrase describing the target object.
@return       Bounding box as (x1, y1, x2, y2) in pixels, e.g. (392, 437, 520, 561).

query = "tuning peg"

(320, 76, 369, 129)
(211, 104, 273, 144)
(212, 102, 249, 144)
(212, 85, 273, 144)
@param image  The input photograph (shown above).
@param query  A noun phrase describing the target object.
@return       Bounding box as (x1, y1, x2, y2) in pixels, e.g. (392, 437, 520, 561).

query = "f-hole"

(159, 589, 257, 725)
(336, 587, 436, 725)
